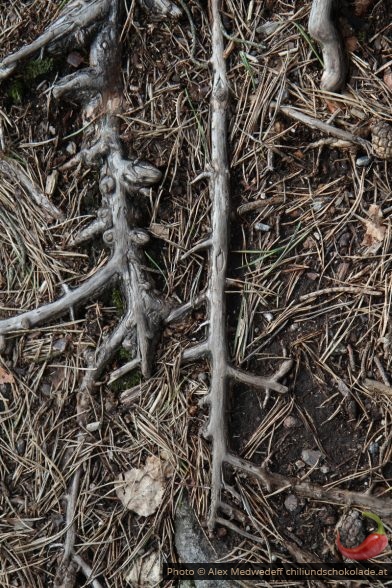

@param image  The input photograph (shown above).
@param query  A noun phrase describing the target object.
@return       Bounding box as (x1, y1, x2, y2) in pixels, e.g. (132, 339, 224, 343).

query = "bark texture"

(0, 0, 179, 585)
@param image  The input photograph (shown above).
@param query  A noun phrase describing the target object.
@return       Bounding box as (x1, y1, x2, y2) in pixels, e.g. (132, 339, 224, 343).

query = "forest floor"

(0, 0, 392, 586)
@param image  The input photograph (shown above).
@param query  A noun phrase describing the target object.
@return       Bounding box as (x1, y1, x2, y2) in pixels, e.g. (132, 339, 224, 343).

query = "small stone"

(368, 441, 379, 457)
(283, 415, 299, 428)
(16, 439, 26, 455)
(254, 222, 271, 232)
(295, 460, 305, 470)
(66, 142, 77, 155)
(67, 51, 84, 68)
(263, 312, 273, 322)
(320, 465, 330, 474)
(86, 421, 101, 433)
(356, 155, 372, 167)
(284, 494, 298, 512)
(48, 125, 56, 136)
(301, 449, 321, 467)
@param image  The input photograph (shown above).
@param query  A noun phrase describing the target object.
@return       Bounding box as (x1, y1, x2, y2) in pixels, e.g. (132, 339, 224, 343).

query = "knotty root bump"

(0, 1, 176, 585)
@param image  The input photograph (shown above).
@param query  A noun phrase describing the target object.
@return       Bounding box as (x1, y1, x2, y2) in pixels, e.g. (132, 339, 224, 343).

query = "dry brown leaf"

(0, 366, 14, 385)
(345, 36, 359, 53)
(325, 99, 340, 113)
(361, 204, 386, 252)
(383, 70, 392, 92)
(125, 552, 161, 587)
(115, 455, 173, 517)
(354, 0, 374, 16)
(149, 223, 170, 240)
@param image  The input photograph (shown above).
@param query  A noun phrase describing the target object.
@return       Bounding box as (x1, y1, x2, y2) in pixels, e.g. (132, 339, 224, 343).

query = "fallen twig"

(271, 102, 372, 153)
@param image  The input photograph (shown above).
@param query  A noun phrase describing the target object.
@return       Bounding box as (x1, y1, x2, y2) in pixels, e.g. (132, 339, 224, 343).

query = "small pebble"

(67, 51, 84, 68)
(263, 312, 273, 322)
(356, 155, 372, 168)
(301, 449, 321, 467)
(368, 441, 379, 457)
(254, 222, 271, 232)
(16, 439, 26, 455)
(283, 415, 299, 428)
(295, 460, 305, 470)
(284, 494, 298, 512)
(86, 421, 101, 433)
(320, 465, 330, 474)
(66, 141, 77, 155)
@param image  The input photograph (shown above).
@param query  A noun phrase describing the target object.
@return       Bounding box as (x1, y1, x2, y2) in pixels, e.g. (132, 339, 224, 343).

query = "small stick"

(364, 378, 392, 396)
(271, 102, 371, 153)
(374, 357, 390, 386)
(300, 286, 382, 302)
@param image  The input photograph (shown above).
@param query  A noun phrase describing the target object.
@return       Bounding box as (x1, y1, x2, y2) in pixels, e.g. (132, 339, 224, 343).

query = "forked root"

(183, 0, 391, 536)
(0, 1, 178, 585)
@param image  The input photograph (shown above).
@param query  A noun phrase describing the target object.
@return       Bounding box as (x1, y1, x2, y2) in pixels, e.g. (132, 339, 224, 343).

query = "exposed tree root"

(308, 0, 347, 92)
(181, 0, 293, 533)
(183, 0, 392, 537)
(0, 0, 180, 585)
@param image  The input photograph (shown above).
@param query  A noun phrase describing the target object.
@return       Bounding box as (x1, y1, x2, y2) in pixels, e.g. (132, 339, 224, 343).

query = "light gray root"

(308, 0, 347, 92)
(184, 0, 388, 535)
(0, 1, 174, 585)
(181, 0, 293, 532)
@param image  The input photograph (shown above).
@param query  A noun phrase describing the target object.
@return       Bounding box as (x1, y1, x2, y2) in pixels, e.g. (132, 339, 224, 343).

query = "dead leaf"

(345, 36, 359, 53)
(325, 99, 340, 114)
(0, 365, 14, 385)
(115, 455, 173, 517)
(354, 0, 374, 16)
(149, 223, 170, 240)
(383, 69, 392, 92)
(125, 552, 161, 587)
(361, 204, 386, 252)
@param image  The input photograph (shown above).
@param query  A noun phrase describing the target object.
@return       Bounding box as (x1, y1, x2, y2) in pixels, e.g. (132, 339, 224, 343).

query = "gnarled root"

(0, 1, 175, 585)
